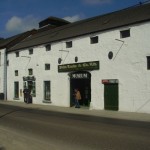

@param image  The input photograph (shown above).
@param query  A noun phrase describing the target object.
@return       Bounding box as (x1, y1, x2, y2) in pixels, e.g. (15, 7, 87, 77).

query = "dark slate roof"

(8, 3, 150, 52)
(0, 34, 21, 49)
(0, 30, 36, 50)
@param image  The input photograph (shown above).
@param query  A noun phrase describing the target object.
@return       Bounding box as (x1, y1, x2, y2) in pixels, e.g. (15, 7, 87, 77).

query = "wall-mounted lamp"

(75, 56, 78, 62)
(108, 51, 113, 60)
(58, 58, 62, 64)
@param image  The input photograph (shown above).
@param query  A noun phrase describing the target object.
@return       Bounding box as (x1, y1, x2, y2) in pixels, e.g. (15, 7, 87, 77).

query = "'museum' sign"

(71, 73, 90, 79)
(58, 61, 99, 72)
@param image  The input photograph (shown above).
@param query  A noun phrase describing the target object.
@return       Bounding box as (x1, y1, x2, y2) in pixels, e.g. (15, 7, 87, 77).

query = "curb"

(0, 100, 150, 122)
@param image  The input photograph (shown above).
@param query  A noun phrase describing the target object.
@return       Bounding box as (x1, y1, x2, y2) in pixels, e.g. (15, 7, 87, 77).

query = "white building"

(0, 31, 35, 100)
(3, 3, 150, 113)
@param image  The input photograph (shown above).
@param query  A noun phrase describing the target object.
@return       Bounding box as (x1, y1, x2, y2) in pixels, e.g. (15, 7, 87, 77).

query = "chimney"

(39, 16, 70, 28)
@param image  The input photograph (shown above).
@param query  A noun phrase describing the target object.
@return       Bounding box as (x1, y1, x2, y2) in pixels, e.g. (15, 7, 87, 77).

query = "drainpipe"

(3, 48, 7, 100)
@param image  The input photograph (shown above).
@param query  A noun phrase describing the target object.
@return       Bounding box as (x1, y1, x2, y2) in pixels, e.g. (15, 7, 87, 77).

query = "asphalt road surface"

(0, 104, 150, 150)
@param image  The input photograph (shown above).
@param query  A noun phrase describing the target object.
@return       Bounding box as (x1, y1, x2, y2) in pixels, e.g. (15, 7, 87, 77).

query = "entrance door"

(70, 71, 91, 107)
(27, 81, 36, 97)
(104, 84, 118, 111)
(28, 81, 33, 92)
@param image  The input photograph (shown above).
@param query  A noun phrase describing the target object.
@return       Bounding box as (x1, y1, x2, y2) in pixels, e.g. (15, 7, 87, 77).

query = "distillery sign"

(58, 61, 99, 72)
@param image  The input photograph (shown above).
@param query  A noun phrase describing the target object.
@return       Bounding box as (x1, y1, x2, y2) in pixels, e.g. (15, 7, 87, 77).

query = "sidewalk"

(0, 100, 150, 122)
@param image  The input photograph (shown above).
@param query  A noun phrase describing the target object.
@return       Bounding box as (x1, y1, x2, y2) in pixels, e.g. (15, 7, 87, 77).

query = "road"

(0, 104, 150, 150)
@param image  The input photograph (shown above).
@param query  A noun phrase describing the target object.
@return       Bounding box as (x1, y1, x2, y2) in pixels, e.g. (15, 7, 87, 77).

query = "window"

(66, 41, 72, 48)
(7, 60, 9, 66)
(147, 56, 150, 70)
(45, 44, 51, 51)
(28, 68, 33, 75)
(90, 36, 98, 44)
(120, 29, 130, 38)
(32, 81, 36, 97)
(45, 64, 50, 70)
(16, 52, 19, 57)
(15, 70, 18, 76)
(29, 48, 33, 55)
(14, 81, 19, 99)
(44, 81, 51, 101)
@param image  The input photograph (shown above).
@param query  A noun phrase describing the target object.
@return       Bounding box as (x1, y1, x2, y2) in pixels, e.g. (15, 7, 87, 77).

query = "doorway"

(104, 83, 119, 111)
(28, 81, 33, 92)
(70, 71, 91, 107)
(27, 81, 36, 97)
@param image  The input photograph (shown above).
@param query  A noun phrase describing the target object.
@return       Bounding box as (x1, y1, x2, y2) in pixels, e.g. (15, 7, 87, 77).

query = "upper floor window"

(29, 48, 33, 55)
(28, 68, 33, 75)
(147, 56, 150, 70)
(120, 29, 130, 38)
(16, 52, 19, 57)
(66, 41, 72, 48)
(15, 70, 18, 76)
(7, 60, 9, 66)
(45, 64, 50, 70)
(45, 44, 51, 51)
(90, 36, 98, 44)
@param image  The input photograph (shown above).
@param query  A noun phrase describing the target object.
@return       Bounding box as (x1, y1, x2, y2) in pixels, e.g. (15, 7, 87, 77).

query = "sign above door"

(58, 61, 99, 72)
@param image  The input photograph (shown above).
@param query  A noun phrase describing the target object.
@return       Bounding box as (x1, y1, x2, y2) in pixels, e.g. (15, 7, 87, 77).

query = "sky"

(0, 0, 149, 38)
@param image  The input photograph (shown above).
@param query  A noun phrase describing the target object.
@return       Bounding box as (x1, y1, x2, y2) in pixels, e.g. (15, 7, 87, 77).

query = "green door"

(104, 84, 118, 111)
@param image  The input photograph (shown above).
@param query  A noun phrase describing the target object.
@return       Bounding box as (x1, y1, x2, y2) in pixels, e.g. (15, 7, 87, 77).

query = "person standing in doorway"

(74, 88, 81, 108)
(23, 87, 28, 103)
(26, 88, 31, 104)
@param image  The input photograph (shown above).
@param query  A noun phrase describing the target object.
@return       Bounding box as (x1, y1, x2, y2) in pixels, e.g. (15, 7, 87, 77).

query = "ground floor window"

(14, 81, 19, 99)
(44, 81, 51, 101)
(147, 56, 150, 70)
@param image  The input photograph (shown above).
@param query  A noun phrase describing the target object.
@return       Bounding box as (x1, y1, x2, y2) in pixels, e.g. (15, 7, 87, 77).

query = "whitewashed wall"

(7, 21, 150, 113)
(0, 48, 6, 99)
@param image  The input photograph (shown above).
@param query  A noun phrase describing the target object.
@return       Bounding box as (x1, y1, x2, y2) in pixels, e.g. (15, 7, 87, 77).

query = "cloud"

(6, 15, 39, 34)
(82, 0, 112, 5)
(63, 15, 82, 22)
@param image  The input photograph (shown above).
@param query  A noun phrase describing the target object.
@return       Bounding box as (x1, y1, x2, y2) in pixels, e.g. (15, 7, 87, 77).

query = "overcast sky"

(0, 0, 149, 38)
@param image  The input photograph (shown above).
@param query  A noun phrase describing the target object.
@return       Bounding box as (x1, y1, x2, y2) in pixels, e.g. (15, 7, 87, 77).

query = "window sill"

(13, 98, 20, 100)
(42, 100, 51, 103)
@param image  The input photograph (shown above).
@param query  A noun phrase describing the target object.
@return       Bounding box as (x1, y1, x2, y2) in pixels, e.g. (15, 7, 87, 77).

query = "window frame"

(45, 44, 51, 51)
(147, 56, 150, 70)
(15, 70, 18, 76)
(66, 41, 72, 48)
(7, 60, 9, 66)
(29, 48, 33, 55)
(44, 81, 51, 101)
(120, 29, 130, 38)
(14, 81, 19, 99)
(45, 64, 50, 70)
(16, 52, 19, 57)
(28, 68, 33, 75)
(90, 36, 98, 44)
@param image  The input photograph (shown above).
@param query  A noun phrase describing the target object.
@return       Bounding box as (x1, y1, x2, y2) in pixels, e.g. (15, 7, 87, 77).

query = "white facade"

(0, 48, 7, 99)
(6, 21, 150, 113)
